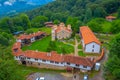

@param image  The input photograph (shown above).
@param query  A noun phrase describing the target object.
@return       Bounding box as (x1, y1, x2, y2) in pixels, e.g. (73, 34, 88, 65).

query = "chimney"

(47, 53, 51, 56)
(36, 50, 38, 52)
(67, 25, 71, 30)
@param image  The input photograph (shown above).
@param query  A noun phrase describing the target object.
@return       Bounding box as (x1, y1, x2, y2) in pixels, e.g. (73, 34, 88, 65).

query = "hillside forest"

(0, 0, 120, 80)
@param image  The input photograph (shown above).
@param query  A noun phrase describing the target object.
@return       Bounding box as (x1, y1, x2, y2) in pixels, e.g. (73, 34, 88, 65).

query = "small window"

(35, 58, 38, 61)
(83, 66, 87, 68)
(55, 62, 59, 64)
(67, 62, 70, 65)
(50, 61, 54, 63)
(27, 57, 30, 59)
(76, 64, 79, 67)
(42, 60, 46, 62)
(93, 45, 94, 48)
(92, 49, 94, 52)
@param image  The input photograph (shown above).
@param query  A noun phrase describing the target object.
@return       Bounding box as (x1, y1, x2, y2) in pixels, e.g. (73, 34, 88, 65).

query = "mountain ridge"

(0, 0, 54, 17)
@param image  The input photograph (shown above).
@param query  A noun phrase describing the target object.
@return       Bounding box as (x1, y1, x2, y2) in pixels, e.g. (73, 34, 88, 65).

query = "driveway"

(27, 72, 72, 80)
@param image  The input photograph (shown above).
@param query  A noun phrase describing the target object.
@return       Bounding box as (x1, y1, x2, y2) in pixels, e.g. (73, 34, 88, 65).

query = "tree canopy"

(104, 33, 120, 80)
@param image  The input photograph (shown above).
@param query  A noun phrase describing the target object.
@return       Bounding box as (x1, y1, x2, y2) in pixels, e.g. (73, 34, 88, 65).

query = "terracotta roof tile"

(23, 50, 64, 62)
(80, 26, 101, 45)
(18, 31, 45, 40)
(64, 55, 94, 67)
(106, 15, 116, 19)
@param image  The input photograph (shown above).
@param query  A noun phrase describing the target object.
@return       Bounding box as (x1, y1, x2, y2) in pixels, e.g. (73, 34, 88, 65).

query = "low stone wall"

(94, 49, 104, 62)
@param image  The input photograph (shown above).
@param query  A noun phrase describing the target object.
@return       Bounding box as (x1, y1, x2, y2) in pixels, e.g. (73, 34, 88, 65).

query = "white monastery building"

(52, 23, 72, 41)
(80, 26, 101, 53)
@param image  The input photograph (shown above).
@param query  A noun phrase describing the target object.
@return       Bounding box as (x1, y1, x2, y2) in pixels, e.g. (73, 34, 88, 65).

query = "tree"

(110, 20, 120, 34)
(0, 34, 9, 46)
(53, 19, 60, 25)
(117, 8, 120, 18)
(31, 16, 48, 28)
(26, 29, 34, 34)
(104, 33, 120, 80)
(87, 18, 104, 32)
(20, 14, 31, 30)
(0, 45, 22, 80)
(66, 17, 82, 33)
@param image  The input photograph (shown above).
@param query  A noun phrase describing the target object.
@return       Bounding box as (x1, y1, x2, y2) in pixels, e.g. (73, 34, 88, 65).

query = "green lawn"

(26, 27, 51, 34)
(22, 36, 51, 52)
(78, 51, 86, 57)
(22, 36, 74, 54)
(78, 44, 82, 49)
(38, 27, 51, 34)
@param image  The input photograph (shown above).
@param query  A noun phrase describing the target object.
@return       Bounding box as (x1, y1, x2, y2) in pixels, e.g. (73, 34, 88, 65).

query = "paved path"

(27, 72, 72, 80)
(74, 37, 79, 56)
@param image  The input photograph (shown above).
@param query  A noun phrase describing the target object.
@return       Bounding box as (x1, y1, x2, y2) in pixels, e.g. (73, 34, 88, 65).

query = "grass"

(55, 40, 74, 54)
(22, 36, 74, 54)
(26, 27, 51, 34)
(78, 51, 86, 57)
(22, 36, 51, 52)
(75, 34, 81, 42)
(78, 44, 82, 49)
(39, 27, 51, 34)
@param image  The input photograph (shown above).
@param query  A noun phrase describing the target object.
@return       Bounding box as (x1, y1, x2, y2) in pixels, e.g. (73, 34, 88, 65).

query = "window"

(92, 49, 94, 52)
(35, 58, 38, 61)
(76, 64, 79, 67)
(31, 62, 32, 64)
(27, 57, 30, 59)
(55, 62, 59, 64)
(93, 45, 94, 48)
(16, 56, 18, 58)
(42, 60, 46, 62)
(83, 66, 87, 68)
(67, 62, 70, 65)
(50, 61, 54, 63)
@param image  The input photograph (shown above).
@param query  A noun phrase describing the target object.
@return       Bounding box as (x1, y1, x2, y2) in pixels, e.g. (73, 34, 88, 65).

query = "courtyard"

(22, 36, 74, 54)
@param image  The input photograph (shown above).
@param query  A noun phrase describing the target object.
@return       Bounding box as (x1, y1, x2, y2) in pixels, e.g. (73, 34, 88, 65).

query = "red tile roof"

(64, 55, 94, 67)
(80, 26, 101, 45)
(22, 50, 64, 62)
(52, 23, 72, 33)
(106, 15, 116, 19)
(12, 42, 21, 50)
(18, 31, 45, 40)
(12, 41, 94, 67)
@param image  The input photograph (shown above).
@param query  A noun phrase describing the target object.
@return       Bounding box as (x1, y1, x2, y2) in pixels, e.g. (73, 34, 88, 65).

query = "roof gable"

(80, 26, 101, 45)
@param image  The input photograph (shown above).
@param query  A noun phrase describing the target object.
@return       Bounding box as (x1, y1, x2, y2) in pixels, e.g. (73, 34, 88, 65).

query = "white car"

(36, 77, 45, 80)
(84, 75, 88, 80)
(40, 77, 45, 80)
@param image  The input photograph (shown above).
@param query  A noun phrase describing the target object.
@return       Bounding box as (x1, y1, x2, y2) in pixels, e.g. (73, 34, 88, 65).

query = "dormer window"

(14, 48, 18, 52)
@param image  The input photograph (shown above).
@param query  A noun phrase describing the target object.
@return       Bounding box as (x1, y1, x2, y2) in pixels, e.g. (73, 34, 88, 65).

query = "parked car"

(36, 77, 45, 80)
(83, 74, 88, 80)
(40, 77, 45, 80)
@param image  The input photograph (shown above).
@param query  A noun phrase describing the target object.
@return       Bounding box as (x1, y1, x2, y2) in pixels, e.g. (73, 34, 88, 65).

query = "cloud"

(9, 0, 16, 3)
(26, 2, 36, 5)
(4, 1, 13, 6)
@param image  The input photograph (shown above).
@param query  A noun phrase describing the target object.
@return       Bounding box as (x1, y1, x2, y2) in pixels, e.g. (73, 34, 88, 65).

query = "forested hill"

(26, 0, 120, 22)
(0, 0, 54, 17)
